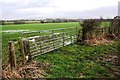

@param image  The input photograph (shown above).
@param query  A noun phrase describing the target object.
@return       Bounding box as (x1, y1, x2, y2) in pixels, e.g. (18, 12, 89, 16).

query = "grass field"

(2, 22, 80, 31)
(34, 41, 119, 78)
(2, 22, 80, 46)
(2, 22, 80, 63)
(2, 21, 120, 78)
(2, 22, 111, 59)
(2, 21, 111, 45)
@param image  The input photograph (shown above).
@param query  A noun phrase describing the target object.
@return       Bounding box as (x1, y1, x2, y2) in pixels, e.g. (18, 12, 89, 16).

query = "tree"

(81, 19, 96, 41)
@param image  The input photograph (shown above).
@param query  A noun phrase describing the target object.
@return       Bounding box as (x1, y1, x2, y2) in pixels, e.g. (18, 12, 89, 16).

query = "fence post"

(8, 41, 16, 70)
(102, 28, 104, 35)
(18, 40, 26, 64)
(39, 32, 42, 53)
(70, 28, 72, 43)
(62, 29, 65, 46)
(73, 28, 76, 42)
(76, 27, 78, 41)
(23, 40, 31, 62)
(77, 28, 81, 42)
(52, 30, 55, 49)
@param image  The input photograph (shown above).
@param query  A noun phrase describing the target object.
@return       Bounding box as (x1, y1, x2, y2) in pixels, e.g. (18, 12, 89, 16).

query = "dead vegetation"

(85, 37, 113, 46)
(2, 61, 49, 79)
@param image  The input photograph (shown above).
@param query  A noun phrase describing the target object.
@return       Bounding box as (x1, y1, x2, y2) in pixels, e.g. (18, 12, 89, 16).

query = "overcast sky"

(0, 0, 119, 20)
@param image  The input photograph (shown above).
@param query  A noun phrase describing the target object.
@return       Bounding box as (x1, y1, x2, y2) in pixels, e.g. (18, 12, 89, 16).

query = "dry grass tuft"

(85, 37, 113, 46)
(2, 61, 49, 79)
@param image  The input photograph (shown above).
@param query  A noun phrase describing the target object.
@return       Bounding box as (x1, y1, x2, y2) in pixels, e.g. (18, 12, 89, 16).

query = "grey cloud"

(1, 0, 54, 14)
(1, 0, 53, 10)
(27, 6, 118, 19)
(1, 0, 54, 19)
(58, 6, 117, 19)
(1, 3, 118, 20)
(1, 2, 20, 10)
(25, 0, 53, 8)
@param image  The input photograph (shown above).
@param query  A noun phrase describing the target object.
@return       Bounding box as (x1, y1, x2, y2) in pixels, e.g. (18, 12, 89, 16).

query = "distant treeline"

(0, 18, 82, 25)
(0, 17, 119, 25)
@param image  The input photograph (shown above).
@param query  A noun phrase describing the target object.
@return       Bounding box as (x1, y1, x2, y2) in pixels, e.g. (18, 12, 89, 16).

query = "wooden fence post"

(73, 28, 76, 42)
(76, 27, 78, 41)
(52, 30, 55, 49)
(70, 28, 72, 43)
(102, 28, 104, 35)
(18, 40, 26, 64)
(62, 29, 65, 46)
(39, 31, 43, 53)
(23, 40, 31, 62)
(8, 41, 16, 70)
(77, 28, 82, 42)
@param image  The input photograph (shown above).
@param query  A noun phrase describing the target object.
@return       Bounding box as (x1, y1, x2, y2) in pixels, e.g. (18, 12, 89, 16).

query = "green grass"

(2, 22, 79, 46)
(34, 41, 119, 78)
(2, 22, 79, 45)
(2, 21, 119, 78)
(2, 22, 80, 31)
(2, 22, 80, 63)
(100, 21, 111, 28)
